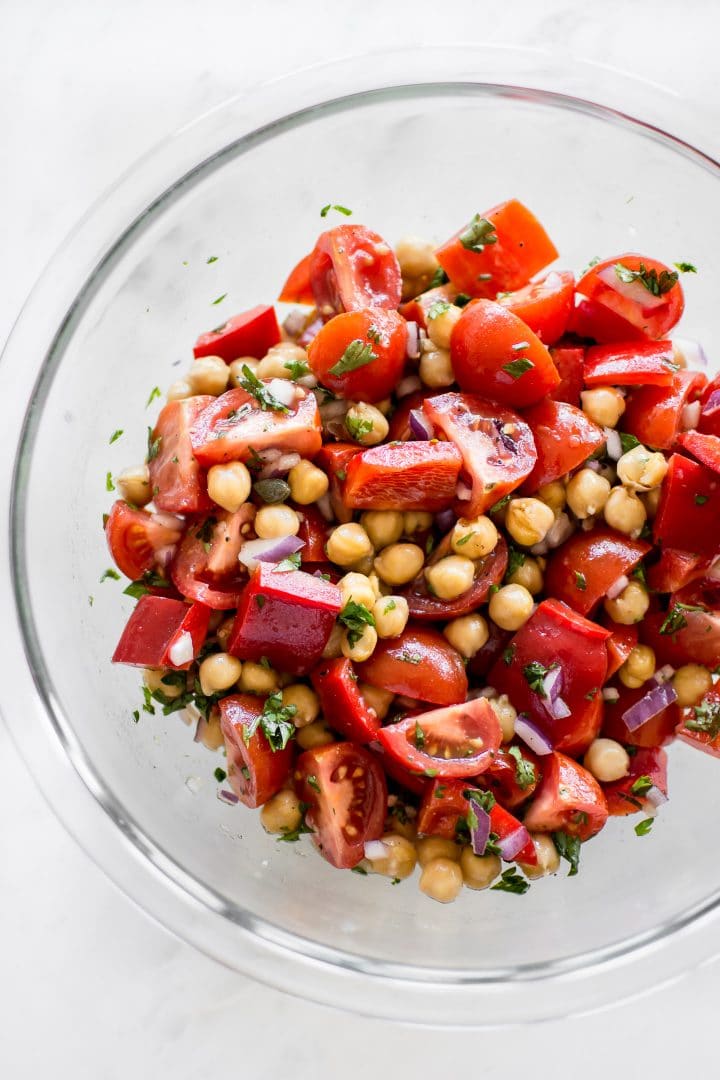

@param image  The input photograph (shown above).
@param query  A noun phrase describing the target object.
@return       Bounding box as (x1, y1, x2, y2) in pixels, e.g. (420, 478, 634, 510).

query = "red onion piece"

(315, 493, 334, 522)
(193, 713, 209, 744)
(409, 408, 433, 440)
(514, 714, 553, 756)
(456, 479, 472, 502)
(238, 535, 304, 570)
(151, 510, 185, 531)
(298, 315, 323, 346)
(645, 785, 668, 808)
(606, 574, 629, 600)
(257, 451, 302, 480)
(406, 320, 420, 360)
(467, 687, 497, 700)
(542, 666, 563, 703)
(470, 805, 491, 856)
(217, 788, 239, 806)
(622, 683, 678, 732)
(681, 400, 701, 431)
(550, 695, 571, 719)
(154, 544, 177, 568)
(282, 309, 309, 337)
(604, 428, 622, 461)
(702, 389, 720, 418)
(397, 375, 422, 398)
(497, 824, 532, 862)
(435, 508, 456, 532)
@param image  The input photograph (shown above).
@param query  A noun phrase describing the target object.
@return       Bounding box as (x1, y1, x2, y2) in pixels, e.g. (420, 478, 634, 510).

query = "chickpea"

(349, 553, 375, 576)
(373, 596, 409, 639)
(228, 357, 259, 387)
(341, 623, 378, 663)
(427, 302, 462, 350)
(207, 461, 252, 513)
(288, 460, 328, 505)
(256, 342, 308, 380)
(143, 667, 183, 698)
(321, 622, 345, 659)
(518, 834, 561, 880)
(374, 397, 393, 417)
(367, 572, 383, 599)
(403, 511, 434, 536)
(281, 684, 320, 727)
(450, 515, 498, 559)
(198, 652, 243, 695)
(506, 555, 544, 595)
(489, 694, 517, 743)
(359, 682, 394, 720)
(116, 464, 151, 507)
(566, 469, 611, 520)
(361, 510, 404, 550)
(189, 355, 230, 396)
(366, 834, 417, 880)
(216, 617, 235, 651)
(166, 378, 193, 402)
(255, 503, 300, 539)
(326, 523, 374, 567)
(460, 847, 501, 890)
(338, 572, 376, 611)
(604, 580, 650, 625)
(345, 402, 389, 446)
(619, 645, 656, 689)
(425, 555, 475, 600)
(419, 857, 464, 903)
(261, 789, 303, 835)
(416, 837, 461, 867)
(395, 236, 438, 280)
(386, 810, 417, 842)
(239, 661, 279, 695)
(197, 706, 225, 750)
(584, 738, 630, 783)
(296, 720, 335, 750)
(580, 386, 626, 428)
(641, 487, 662, 519)
(673, 664, 713, 708)
(537, 480, 566, 516)
(443, 613, 489, 658)
(506, 498, 555, 547)
(616, 445, 669, 491)
(419, 341, 454, 388)
(603, 486, 647, 537)
(374, 542, 425, 586)
(489, 584, 534, 631)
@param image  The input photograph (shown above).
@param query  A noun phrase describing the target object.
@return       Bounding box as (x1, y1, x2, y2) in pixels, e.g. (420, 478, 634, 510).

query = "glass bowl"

(2, 47, 720, 1026)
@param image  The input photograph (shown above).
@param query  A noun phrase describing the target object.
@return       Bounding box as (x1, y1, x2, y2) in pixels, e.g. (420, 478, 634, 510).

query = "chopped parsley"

(674, 262, 697, 274)
(553, 831, 581, 876)
(427, 300, 451, 320)
(619, 432, 641, 455)
(428, 267, 449, 288)
(243, 691, 297, 752)
(615, 262, 678, 297)
(459, 214, 498, 254)
(523, 660, 552, 696)
(239, 365, 289, 412)
(635, 818, 654, 837)
(339, 600, 376, 647)
(491, 868, 530, 895)
(508, 746, 536, 790)
(277, 813, 313, 843)
(207, 255, 219, 264)
(123, 571, 171, 599)
(502, 357, 534, 380)
(574, 571, 587, 592)
(255, 594, 266, 609)
(328, 339, 377, 377)
(146, 426, 162, 461)
(214, 767, 227, 783)
(659, 601, 706, 635)
(146, 386, 161, 407)
(506, 547, 526, 579)
(307, 774, 321, 793)
(253, 478, 291, 504)
(351, 865, 368, 875)
(105, 471, 115, 492)
(685, 697, 720, 740)
(345, 414, 374, 441)
(109, 428, 123, 444)
(99, 568, 120, 583)
(695, 494, 708, 506)
(320, 203, 352, 217)
(414, 721, 426, 749)
(276, 552, 302, 572)
(455, 531, 474, 547)
(581, 255, 601, 275)
(366, 325, 382, 344)
(284, 359, 311, 380)
(211, 292, 228, 305)
(502, 644, 517, 666)
(630, 774, 653, 796)
(399, 651, 422, 665)
(489, 494, 511, 515)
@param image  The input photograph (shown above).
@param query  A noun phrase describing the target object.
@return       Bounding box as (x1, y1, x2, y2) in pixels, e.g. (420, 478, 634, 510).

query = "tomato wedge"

(296, 505, 329, 563)
(450, 300, 560, 407)
(189, 385, 322, 467)
(575, 253, 685, 340)
(583, 340, 677, 387)
(602, 746, 668, 815)
(402, 531, 508, 620)
(699, 373, 720, 437)
(549, 344, 585, 407)
(371, 747, 428, 797)
(677, 431, 720, 476)
(149, 396, 214, 514)
(435, 199, 559, 298)
(522, 751, 609, 841)
(496, 270, 574, 344)
(357, 625, 468, 706)
(621, 369, 706, 451)
(310, 658, 381, 744)
(342, 440, 462, 512)
(543, 528, 650, 616)
(105, 500, 183, 581)
(677, 688, 720, 758)
(309, 224, 401, 316)
(653, 453, 720, 557)
(376, 698, 502, 780)
(480, 745, 541, 810)
(416, 779, 469, 839)
(278, 252, 315, 305)
(294, 744, 387, 868)
(601, 681, 680, 748)
(307, 307, 407, 403)
(646, 548, 713, 594)
(220, 694, 294, 808)
(641, 581, 720, 670)
(422, 392, 537, 518)
(193, 304, 281, 361)
(112, 595, 210, 670)
(170, 507, 254, 610)
(521, 398, 605, 492)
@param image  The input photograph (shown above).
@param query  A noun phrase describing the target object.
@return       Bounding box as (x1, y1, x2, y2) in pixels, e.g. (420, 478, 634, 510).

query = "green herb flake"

(502, 357, 534, 380)
(674, 262, 697, 274)
(618, 432, 641, 455)
(659, 600, 706, 635)
(132, 709, 140, 723)
(523, 660, 552, 696)
(146, 426, 162, 462)
(685, 697, 720, 740)
(553, 831, 581, 876)
(99, 568, 121, 583)
(345, 414, 374, 441)
(277, 817, 313, 843)
(328, 339, 378, 377)
(491, 868, 530, 895)
(508, 746, 536, 790)
(351, 865, 368, 875)
(243, 691, 297, 752)
(615, 262, 678, 297)
(214, 767, 227, 783)
(276, 552, 302, 572)
(574, 571, 587, 592)
(383, 599, 397, 614)
(207, 255, 219, 264)
(630, 774, 653, 796)
(105, 471, 115, 492)
(635, 817, 654, 837)
(459, 214, 498, 254)
(399, 651, 422, 665)
(211, 292, 228, 305)
(428, 267, 449, 289)
(88, 595, 94, 607)
(695, 494, 709, 506)
(284, 359, 310, 380)
(339, 599, 376, 647)
(109, 429, 124, 445)
(320, 203, 352, 218)
(427, 300, 451, 320)
(307, 774, 321, 793)
(146, 386, 161, 408)
(454, 293, 471, 307)
(255, 594, 266, 610)
(489, 494, 511, 515)
(502, 644, 517, 666)
(506, 546, 526, 579)
(239, 365, 289, 413)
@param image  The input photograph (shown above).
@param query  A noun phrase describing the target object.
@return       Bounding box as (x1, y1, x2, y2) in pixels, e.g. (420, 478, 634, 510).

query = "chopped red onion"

(606, 574, 629, 600)
(681, 400, 701, 431)
(282, 309, 309, 338)
(217, 788, 239, 806)
(435, 508, 456, 532)
(168, 631, 194, 668)
(470, 805, 491, 856)
(497, 824, 532, 862)
(604, 428, 622, 461)
(597, 265, 666, 311)
(544, 512, 574, 550)
(585, 459, 601, 473)
(456, 479, 472, 502)
(468, 686, 497, 700)
(238, 535, 304, 570)
(298, 316, 323, 346)
(645, 785, 669, 808)
(397, 375, 422, 398)
(406, 320, 421, 360)
(193, 713, 209, 744)
(702, 389, 720, 418)
(151, 510, 185, 531)
(672, 338, 707, 369)
(622, 683, 678, 732)
(257, 451, 302, 480)
(542, 666, 563, 703)
(325, 417, 349, 439)
(514, 714, 553, 756)
(315, 493, 334, 522)
(318, 398, 347, 421)
(654, 664, 675, 684)
(707, 557, 720, 582)
(409, 409, 433, 440)
(154, 544, 177, 568)
(602, 687, 620, 703)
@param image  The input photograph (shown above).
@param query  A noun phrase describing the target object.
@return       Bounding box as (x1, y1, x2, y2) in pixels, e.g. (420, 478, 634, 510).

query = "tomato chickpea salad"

(103, 198, 720, 903)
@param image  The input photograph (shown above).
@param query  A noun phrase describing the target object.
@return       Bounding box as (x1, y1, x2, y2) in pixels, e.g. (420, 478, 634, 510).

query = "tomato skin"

(583, 340, 676, 387)
(193, 305, 281, 361)
(403, 532, 508, 620)
(677, 431, 720, 476)
(641, 581, 720, 670)
(568, 297, 645, 344)
(521, 399, 605, 492)
(387, 389, 434, 442)
(647, 548, 713, 594)
(467, 620, 512, 681)
(699, 373, 720, 437)
(310, 658, 381, 744)
(622, 369, 706, 450)
(357, 625, 468, 706)
(480, 745, 541, 810)
(220, 695, 293, 808)
(376, 698, 502, 780)
(422, 392, 537, 518)
(149, 396, 214, 514)
(497, 270, 575, 344)
(548, 344, 585, 406)
(112, 595, 210, 669)
(435, 199, 559, 298)
(601, 681, 680, 748)
(416, 779, 469, 839)
(489, 599, 610, 756)
(278, 252, 315, 305)
(170, 507, 253, 610)
(189, 385, 322, 467)
(399, 285, 458, 331)
(575, 253, 685, 340)
(295, 744, 387, 869)
(603, 746, 668, 816)
(543, 528, 650, 616)
(523, 752, 609, 841)
(605, 622, 639, 680)
(313, 442, 359, 524)
(342, 440, 462, 512)
(307, 307, 407, 403)
(653, 453, 720, 557)
(105, 500, 183, 581)
(677, 688, 720, 758)
(309, 225, 402, 316)
(450, 300, 560, 408)
(296, 505, 329, 563)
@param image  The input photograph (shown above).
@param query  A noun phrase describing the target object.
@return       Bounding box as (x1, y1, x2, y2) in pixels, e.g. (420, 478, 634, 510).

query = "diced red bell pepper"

(543, 528, 650, 616)
(602, 746, 668, 816)
(549, 344, 585, 406)
(314, 442, 360, 524)
(342, 440, 463, 512)
(220, 694, 293, 807)
(676, 688, 720, 758)
(622, 369, 706, 450)
(677, 431, 720, 476)
(653, 453, 720, 557)
(193, 304, 281, 361)
(521, 398, 605, 492)
(310, 658, 381, 744)
(149, 396, 214, 514)
(228, 563, 341, 676)
(112, 595, 210, 669)
(605, 622, 639, 679)
(583, 341, 677, 387)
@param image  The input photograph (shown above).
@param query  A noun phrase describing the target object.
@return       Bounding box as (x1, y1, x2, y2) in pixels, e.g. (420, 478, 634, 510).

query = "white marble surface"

(2, 1, 718, 1075)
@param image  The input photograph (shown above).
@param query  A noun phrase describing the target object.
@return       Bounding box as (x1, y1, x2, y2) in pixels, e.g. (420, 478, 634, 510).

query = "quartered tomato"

(342, 440, 462, 512)
(480, 745, 541, 810)
(653, 453, 720, 557)
(677, 431, 720, 476)
(603, 746, 668, 815)
(575, 253, 685, 340)
(605, 622, 639, 680)
(450, 300, 560, 407)
(193, 304, 281, 361)
(310, 658, 381, 744)
(549, 344, 585, 407)
(403, 531, 508, 620)
(221, 695, 293, 808)
(647, 548, 713, 594)
(522, 751, 609, 840)
(149, 396, 214, 514)
(496, 270, 574, 344)
(278, 252, 315, 305)
(376, 698, 502, 780)
(521, 399, 605, 492)
(677, 688, 720, 758)
(309, 225, 402, 316)
(621, 369, 706, 451)
(307, 307, 407, 402)
(583, 340, 677, 387)
(170, 507, 254, 609)
(294, 743, 387, 869)
(422, 392, 537, 518)
(189, 384, 322, 467)
(371, 746, 428, 798)
(105, 500, 184, 581)
(601, 681, 680, 748)
(543, 528, 650, 616)
(416, 779, 469, 838)
(435, 199, 559, 299)
(357, 625, 468, 706)
(568, 296, 645, 345)
(641, 581, 720, 670)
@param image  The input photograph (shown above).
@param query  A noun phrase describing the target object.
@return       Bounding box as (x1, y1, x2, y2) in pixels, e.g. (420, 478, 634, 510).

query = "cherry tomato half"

(543, 527, 650, 616)
(149, 395, 214, 514)
(309, 224, 401, 316)
(622, 370, 706, 451)
(220, 694, 294, 808)
(376, 698, 502, 780)
(602, 746, 668, 815)
(278, 252, 315, 305)
(170, 507, 253, 610)
(496, 270, 574, 345)
(521, 398, 604, 492)
(522, 751, 609, 841)
(307, 307, 407, 402)
(105, 500, 183, 581)
(310, 658, 381, 744)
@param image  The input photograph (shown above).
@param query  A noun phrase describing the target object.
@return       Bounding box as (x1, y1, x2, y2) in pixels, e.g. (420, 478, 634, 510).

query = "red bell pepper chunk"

(296, 505, 330, 563)
(602, 746, 668, 816)
(521, 398, 605, 492)
(278, 252, 315, 305)
(543, 527, 650, 616)
(646, 548, 713, 594)
(653, 453, 720, 557)
(342, 440, 463, 512)
(228, 563, 341, 676)
(622, 369, 706, 450)
(676, 688, 720, 759)
(112, 595, 210, 669)
(549, 344, 585, 406)
(677, 431, 720, 476)
(583, 341, 677, 387)
(193, 304, 281, 361)
(310, 658, 380, 744)
(220, 694, 294, 808)
(149, 396, 214, 514)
